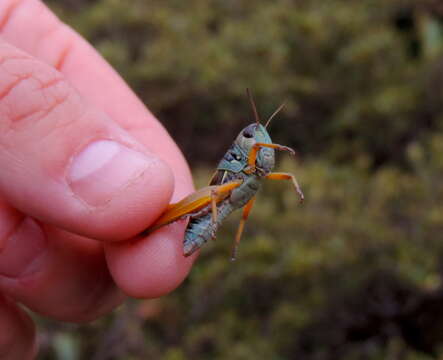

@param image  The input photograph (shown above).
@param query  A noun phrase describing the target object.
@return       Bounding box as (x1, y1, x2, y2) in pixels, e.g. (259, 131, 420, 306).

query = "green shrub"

(35, 1, 443, 359)
(48, 0, 443, 167)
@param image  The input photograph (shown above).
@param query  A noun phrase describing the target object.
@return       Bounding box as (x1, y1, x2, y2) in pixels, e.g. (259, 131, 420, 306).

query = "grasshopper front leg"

(248, 142, 295, 168)
(266, 172, 304, 202)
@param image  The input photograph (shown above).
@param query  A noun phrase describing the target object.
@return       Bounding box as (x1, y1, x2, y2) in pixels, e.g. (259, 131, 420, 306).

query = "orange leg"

(209, 181, 245, 240)
(247, 142, 296, 168)
(266, 172, 304, 202)
(209, 181, 242, 221)
(210, 181, 245, 240)
(231, 196, 256, 261)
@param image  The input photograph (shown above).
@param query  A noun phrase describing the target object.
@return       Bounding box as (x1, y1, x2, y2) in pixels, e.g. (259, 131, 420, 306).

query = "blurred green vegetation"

(38, 0, 443, 359)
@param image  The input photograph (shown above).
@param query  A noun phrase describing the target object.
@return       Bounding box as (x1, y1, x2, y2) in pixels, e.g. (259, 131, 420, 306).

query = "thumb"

(0, 40, 173, 241)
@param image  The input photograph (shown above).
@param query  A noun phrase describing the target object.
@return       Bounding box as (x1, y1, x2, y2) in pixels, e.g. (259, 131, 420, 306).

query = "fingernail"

(68, 140, 156, 206)
(0, 218, 47, 278)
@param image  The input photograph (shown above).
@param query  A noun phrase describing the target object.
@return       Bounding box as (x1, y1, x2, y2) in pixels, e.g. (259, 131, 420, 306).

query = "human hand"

(0, 1, 195, 358)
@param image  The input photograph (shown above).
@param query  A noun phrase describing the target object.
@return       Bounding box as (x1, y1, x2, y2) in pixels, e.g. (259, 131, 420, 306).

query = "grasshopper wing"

(145, 180, 242, 235)
(146, 186, 224, 234)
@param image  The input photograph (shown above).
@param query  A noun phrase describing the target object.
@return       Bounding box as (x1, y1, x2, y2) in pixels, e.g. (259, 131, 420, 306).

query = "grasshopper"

(141, 90, 304, 259)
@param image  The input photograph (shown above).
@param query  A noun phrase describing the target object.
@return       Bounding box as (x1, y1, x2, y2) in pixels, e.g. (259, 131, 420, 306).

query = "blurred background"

(39, 0, 443, 359)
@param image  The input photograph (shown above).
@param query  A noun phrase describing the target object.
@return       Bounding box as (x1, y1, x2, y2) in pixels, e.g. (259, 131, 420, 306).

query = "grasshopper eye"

(242, 124, 256, 138)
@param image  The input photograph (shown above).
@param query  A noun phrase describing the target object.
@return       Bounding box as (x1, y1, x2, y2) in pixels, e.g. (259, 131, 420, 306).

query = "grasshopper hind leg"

(266, 172, 304, 202)
(231, 196, 256, 261)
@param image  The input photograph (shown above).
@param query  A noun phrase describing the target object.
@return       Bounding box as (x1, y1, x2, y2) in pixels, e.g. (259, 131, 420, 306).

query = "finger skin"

(0, 218, 125, 322)
(0, 41, 175, 242)
(0, 295, 36, 360)
(106, 222, 197, 298)
(0, 0, 196, 308)
(0, 0, 193, 201)
(0, 0, 198, 339)
(0, 198, 126, 323)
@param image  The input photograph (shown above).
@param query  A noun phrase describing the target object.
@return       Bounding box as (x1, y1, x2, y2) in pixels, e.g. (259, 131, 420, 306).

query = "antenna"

(246, 88, 261, 125)
(265, 102, 286, 129)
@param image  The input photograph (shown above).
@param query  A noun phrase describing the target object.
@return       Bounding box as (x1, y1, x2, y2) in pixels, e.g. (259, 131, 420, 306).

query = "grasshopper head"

(216, 90, 285, 175)
(236, 123, 275, 174)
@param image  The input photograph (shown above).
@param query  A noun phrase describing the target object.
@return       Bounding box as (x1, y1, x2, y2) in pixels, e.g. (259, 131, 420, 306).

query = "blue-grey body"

(183, 123, 274, 256)
(139, 92, 303, 258)
(183, 175, 261, 255)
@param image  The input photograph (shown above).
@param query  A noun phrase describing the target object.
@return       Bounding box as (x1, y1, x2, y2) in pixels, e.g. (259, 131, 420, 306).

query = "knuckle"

(0, 53, 75, 136)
